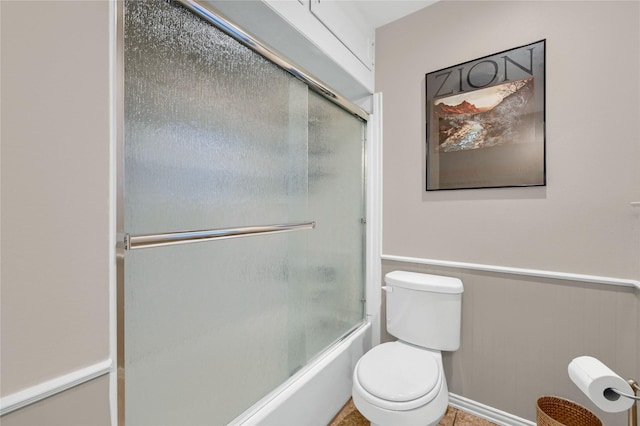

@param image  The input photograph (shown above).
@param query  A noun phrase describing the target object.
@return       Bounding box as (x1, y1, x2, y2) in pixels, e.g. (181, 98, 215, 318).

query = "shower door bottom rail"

(124, 221, 316, 250)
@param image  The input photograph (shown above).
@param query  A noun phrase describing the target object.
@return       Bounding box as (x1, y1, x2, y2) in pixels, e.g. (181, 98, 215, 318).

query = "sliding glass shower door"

(121, 1, 366, 424)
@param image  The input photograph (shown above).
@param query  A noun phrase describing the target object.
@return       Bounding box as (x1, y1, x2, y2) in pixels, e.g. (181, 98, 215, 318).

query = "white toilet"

(352, 271, 463, 426)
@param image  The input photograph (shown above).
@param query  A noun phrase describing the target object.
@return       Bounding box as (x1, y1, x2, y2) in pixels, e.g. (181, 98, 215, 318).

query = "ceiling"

(351, 0, 439, 29)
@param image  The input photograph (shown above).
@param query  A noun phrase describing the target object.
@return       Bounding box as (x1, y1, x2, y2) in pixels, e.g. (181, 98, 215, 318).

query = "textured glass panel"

(305, 92, 365, 357)
(124, 0, 308, 235)
(125, 233, 307, 425)
(123, 0, 365, 423)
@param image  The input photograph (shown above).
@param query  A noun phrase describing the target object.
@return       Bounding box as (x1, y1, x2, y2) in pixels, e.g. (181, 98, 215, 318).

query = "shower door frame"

(114, 0, 379, 424)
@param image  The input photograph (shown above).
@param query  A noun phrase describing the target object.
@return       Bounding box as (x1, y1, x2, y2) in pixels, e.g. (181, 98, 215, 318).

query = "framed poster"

(425, 40, 546, 190)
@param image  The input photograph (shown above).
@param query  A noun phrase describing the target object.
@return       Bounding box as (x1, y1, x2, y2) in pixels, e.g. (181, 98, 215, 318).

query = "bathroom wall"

(1, 1, 112, 424)
(1, 376, 111, 426)
(380, 261, 638, 425)
(378, 0, 640, 280)
(376, 0, 640, 424)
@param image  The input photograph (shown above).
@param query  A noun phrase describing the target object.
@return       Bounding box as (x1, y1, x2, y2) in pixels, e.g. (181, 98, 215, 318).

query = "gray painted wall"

(376, 1, 640, 424)
(1, 1, 112, 423)
(1, 376, 111, 426)
(381, 260, 638, 424)
(377, 0, 640, 280)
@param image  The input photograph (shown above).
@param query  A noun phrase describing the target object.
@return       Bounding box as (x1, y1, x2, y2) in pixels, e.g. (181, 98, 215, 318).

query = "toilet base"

(352, 380, 448, 426)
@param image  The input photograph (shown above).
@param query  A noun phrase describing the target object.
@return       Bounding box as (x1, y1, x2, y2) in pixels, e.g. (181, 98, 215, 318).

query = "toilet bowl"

(352, 271, 463, 426)
(352, 342, 448, 426)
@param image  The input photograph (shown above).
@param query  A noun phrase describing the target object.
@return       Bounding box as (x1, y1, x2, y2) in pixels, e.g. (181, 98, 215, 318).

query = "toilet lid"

(356, 342, 440, 402)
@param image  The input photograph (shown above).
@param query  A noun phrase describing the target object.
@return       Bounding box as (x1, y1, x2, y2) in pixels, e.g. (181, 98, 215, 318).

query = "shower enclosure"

(118, 0, 368, 424)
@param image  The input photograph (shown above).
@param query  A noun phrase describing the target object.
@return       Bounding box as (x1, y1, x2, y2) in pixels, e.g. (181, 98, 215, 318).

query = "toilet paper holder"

(568, 355, 639, 426)
(606, 379, 638, 426)
(603, 379, 640, 402)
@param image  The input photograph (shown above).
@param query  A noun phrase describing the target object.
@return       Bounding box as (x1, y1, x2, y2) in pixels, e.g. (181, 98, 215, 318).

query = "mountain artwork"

(434, 78, 534, 153)
(425, 40, 546, 190)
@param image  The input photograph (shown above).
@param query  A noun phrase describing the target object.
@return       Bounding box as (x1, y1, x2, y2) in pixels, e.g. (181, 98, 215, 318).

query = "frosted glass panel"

(125, 0, 308, 234)
(125, 234, 308, 425)
(305, 92, 365, 356)
(123, 0, 365, 424)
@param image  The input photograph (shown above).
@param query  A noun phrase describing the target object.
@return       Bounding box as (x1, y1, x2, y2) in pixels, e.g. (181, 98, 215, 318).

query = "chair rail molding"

(0, 359, 112, 416)
(381, 255, 640, 291)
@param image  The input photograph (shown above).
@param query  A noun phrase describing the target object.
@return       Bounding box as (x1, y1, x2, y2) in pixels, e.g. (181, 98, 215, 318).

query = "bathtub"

(231, 321, 371, 426)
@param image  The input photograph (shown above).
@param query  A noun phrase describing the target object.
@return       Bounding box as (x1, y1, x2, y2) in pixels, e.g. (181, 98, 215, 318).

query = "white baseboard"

(449, 393, 535, 426)
(0, 359, 112, 416)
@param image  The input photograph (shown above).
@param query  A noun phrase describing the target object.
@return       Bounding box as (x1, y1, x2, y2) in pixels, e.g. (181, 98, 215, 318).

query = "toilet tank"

(384, 271, 463, 351)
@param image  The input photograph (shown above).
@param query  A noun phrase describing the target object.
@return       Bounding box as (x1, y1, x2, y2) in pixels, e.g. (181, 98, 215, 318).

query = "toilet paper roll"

(568, 356, 635, 413)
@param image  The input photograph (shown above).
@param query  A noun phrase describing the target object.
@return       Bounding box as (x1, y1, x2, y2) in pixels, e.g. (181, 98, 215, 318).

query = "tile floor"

(438, 406, 498, 426)
(329, 399, 498, 426)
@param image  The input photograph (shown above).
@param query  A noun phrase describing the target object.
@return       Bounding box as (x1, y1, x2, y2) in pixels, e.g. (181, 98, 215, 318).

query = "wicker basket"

(536, 396, 602, 426)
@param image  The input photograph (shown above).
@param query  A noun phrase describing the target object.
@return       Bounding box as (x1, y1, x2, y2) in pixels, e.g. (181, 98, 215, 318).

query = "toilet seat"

(353, 342, 443, 411)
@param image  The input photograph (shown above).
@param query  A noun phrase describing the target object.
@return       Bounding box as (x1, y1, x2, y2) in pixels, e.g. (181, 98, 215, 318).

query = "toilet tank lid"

(385, 271, 463, 293)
